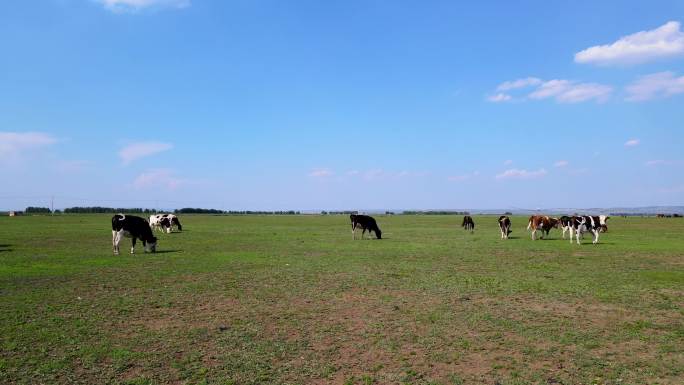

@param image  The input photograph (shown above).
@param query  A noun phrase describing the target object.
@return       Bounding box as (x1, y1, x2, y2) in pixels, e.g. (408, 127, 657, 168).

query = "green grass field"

(0, 214, 682, 385)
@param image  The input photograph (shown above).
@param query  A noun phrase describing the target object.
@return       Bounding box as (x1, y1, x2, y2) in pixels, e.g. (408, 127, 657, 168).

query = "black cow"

(498, 215, 512, 239)
(462, 215, 475, 233)
(350, 214, 382, 239)
(112, 214, 158, 255)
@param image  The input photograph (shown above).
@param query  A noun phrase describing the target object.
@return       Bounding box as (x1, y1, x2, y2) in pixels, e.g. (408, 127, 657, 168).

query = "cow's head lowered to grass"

(111, 214, 159, 255)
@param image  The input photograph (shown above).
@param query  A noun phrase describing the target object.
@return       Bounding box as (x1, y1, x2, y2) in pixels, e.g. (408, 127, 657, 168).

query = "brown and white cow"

(526, 215, 560, 240)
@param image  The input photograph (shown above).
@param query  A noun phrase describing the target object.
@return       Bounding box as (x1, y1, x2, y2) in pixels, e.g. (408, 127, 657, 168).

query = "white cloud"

(309, 168, 333, 177)
(55, 160, 92, 173)
(97, 0, 190, 12)
(624, 139, 640, 147)
(554, 160, 569, 168)
(119, 141, 173, 165)
(0, 132, 57, 161)
(496, 77, 542, 91)
(529, 79, 612, 103)
(495, 168, 547, 180)
(503, 159, 513, 165)
(490, 78, 612, 104)
(447, 171, 479, 182)
(625, 71, 684, 101)
(133, 169, 184, 189)
(487, 93, 512, 102)
(575, 21, 684, 65)
(658, 185, 684, 194)
(646, 159, 681, 166)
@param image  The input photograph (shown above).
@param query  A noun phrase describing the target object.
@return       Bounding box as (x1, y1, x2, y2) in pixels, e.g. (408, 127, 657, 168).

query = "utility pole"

(51, 195, 54, 215)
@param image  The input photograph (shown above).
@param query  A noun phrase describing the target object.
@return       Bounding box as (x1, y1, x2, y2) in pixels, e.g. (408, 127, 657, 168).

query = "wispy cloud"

(119, 141, 173, 165)
(0, 131, 57, 161)
(554, 160, 569, 168)
(308, 168, 333, 177)
(646, 159, 681, 166)
(489, 78, 612, 104)
(97, 0, 190, 12)
(447, 171, 479, 182)
(487, 93, 512, 103)
(496, 77, 542, 91)
(658, 185, 684, 194)
(54, 160, 92, 173)
(575, 21, 684, 66)
(528, 79, 612, 103)
(133, 169, 185, 189)
(625, 71, 684, 101)
(503, 160, 513, 165)
(624, 139, 640, 147)
(495, 168, 547, 180)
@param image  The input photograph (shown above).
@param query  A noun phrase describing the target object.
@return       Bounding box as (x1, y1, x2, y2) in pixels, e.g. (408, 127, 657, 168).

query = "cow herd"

(110, 212, 610, 255)
(111, 213, 183, 255)
(348, 213, 608, 245)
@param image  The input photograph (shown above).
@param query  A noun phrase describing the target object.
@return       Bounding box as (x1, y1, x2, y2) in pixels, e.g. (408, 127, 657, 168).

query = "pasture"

(0, 214, 682, 385)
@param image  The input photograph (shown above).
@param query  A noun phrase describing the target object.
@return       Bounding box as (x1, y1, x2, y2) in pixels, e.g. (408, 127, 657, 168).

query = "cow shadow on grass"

(154, 250, 182, 254)
(0, 244, 11, 253)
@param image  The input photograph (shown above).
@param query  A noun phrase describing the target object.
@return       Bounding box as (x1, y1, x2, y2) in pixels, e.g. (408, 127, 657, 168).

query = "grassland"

(0, 214, 682, 385)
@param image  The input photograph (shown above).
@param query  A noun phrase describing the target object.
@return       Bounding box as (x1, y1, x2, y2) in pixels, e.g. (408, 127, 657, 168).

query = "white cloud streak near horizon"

(624, 139, 640, 147)
(119, 141, 173, 165)
(309, 168, 333, 177)
(97, 0, 190, 12)
(0, 131, 57, 160)
(495, 168, 547, 180)
(554, 160, 569, 168)
(575, 21, 684, 66)
(133, 169, 184, 189)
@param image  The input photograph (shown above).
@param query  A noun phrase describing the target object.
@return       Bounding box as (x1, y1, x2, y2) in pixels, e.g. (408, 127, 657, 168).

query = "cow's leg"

(362, 228, 366, 239)
(531, 229, 536, 240)
(130, 238, 136, 254)
(576, 230, 582, 245)
(592, 230, 599, 244)
(112, 230, 122, 255)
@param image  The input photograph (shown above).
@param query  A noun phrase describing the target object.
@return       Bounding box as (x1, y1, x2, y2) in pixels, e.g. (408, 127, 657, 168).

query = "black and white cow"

(498, 215, 512, 239)
(112, 214, 157, 255)
(149, 213, 183, 233)
(350, 214, 382, 239)
(559, 215, 573, 239)
(461, 215, 475, 233)
(570, 215, 609, 245)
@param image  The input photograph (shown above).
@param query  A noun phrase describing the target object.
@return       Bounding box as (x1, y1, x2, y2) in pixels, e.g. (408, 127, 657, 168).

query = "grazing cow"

(461, 215, 475, 233)
(149, 213, 183, 233)
(570, 215, 609, 245)
(112, 214, 157, 255)
(526, 215, 560, 240)
(498, 215, 512, 239)
(350, 214, 382, 239)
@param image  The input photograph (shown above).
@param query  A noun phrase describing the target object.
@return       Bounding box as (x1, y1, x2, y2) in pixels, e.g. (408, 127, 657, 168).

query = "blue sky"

(1, 0, 683, 211)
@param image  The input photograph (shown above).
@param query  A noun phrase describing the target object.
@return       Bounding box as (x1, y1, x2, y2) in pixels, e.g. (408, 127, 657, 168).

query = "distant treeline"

(56, 207, 302, 215)
(401, 211, 470, 215)
(25, 207, 52, 214)
(321, 211, 358, 215)
(64, 207, 159, 214)
(175, 208, 301, 215)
